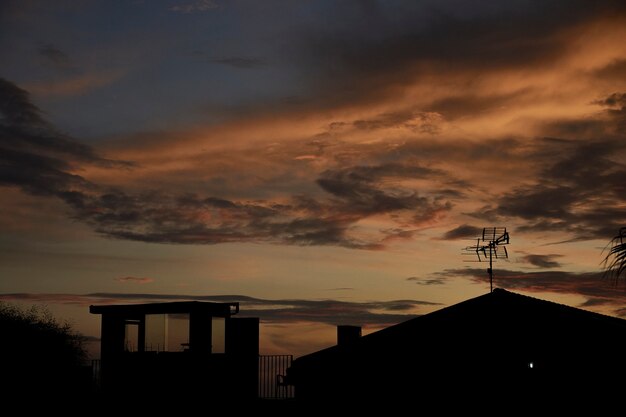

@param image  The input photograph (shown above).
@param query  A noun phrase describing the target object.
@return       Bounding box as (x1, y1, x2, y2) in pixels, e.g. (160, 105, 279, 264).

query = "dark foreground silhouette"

(0, 303, 90, 401)
(288, 289, 626, 408)
(4, 291, 626, 411)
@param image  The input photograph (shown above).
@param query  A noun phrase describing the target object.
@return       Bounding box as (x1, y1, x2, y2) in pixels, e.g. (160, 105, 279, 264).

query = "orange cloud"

(4, 8, 626, 252)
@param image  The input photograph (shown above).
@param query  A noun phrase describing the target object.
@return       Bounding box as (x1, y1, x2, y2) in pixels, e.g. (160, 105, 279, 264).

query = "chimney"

(337, 325, 361, 346)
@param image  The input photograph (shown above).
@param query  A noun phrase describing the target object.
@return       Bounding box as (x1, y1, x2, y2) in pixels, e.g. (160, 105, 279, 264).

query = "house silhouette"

(90, 301, 259, 403)
(287, 289, 626, 404)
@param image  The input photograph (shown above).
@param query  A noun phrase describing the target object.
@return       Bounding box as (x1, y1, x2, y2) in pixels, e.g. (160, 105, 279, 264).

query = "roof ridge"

(492, 287, 625, 322)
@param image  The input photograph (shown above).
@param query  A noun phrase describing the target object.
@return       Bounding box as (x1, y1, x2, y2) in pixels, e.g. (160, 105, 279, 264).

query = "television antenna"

(463, 227, 510, 292)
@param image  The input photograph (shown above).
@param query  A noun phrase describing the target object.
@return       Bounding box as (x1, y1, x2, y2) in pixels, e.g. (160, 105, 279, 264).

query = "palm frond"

(602, 227, 626, 285)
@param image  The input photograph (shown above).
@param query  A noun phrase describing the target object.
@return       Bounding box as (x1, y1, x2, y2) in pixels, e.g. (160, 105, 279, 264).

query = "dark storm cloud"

(491, 130, 626, 240)
(443, 267, 626, 314)
(67, 189, 329, 246)
(497, 185, 576, 220)
(5, 59, 625, 249)
(497, 156, 626, 239)
(0, 292, 440, 326)
(0, 78, 128, 199)
(1, 77, 459, 248)
(442, 224, 482, 240)
(262, 217, 372, 249)
(0, 148, 91, 198)
(544, 139, 624, 192)
(1, 77, 50, 126)
(0, 78, 124, 162)
(520, 254, 563, 268)
(0, 80, 341, 247)
(316, 164, 452, 218)
(61, 186, 403, 248)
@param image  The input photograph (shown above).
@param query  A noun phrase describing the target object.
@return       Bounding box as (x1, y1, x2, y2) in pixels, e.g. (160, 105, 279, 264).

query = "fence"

(91, 359, 101, 388)
(258, 354, 295, 399)
(91, 355, 295, 399)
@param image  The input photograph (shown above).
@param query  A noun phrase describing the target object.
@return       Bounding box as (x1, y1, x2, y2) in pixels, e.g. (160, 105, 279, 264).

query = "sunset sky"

(2, 0, 626, 358)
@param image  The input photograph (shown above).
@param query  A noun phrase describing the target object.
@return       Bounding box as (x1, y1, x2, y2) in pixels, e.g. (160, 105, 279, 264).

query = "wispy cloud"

(287, 2, 626, 111)
(520, 254, 563, 269)
(5, 70, 626, 250)
(24, 70, 124, 97)
(114, 276, 154, 284)
(406, 277, 446, 286)
(37, 43, 72, 69)
(442, 225, 483, 240)
(210, 57, 265, 69)
(593, 92, 626, 108)
(0, 292, 440, 326)
(442, 267, 626, 316)
(170, 0, 218, 13)
(0, 78, 460, 249)
(3, 2, 626, 253)
(0, 81, 461, 249)
(351, 111, 444, 134)
(594, 60, 626, 80)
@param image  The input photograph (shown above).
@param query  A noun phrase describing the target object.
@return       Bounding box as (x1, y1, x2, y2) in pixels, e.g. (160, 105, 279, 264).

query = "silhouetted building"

(337, 325, 362, 347)
(287, 289, 626, 403)
(90, 301, 259, 402)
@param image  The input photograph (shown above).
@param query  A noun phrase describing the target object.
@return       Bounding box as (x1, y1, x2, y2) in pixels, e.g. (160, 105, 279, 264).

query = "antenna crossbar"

(462, 227, 510, 292)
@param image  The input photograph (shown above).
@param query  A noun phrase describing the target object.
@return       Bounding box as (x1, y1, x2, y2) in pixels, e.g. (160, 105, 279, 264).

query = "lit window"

(212, 317, 225, 353)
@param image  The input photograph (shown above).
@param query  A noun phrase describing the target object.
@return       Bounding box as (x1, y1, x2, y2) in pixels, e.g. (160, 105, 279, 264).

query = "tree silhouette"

(0, 302, 89, 397)
(603, 227, 626, 284)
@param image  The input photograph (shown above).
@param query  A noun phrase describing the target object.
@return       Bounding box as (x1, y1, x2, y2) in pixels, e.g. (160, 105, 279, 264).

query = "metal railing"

(258, 355, 294, 399)
(91, 359, 101, 389)
(91, 354, 295, 399)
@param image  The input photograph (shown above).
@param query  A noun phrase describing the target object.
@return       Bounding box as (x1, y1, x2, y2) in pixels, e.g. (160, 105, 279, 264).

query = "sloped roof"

(290, 288, 626, 370)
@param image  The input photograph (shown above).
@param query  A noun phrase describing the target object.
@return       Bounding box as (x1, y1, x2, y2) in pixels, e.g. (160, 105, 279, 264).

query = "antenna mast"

(463, 227, 510, 292)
